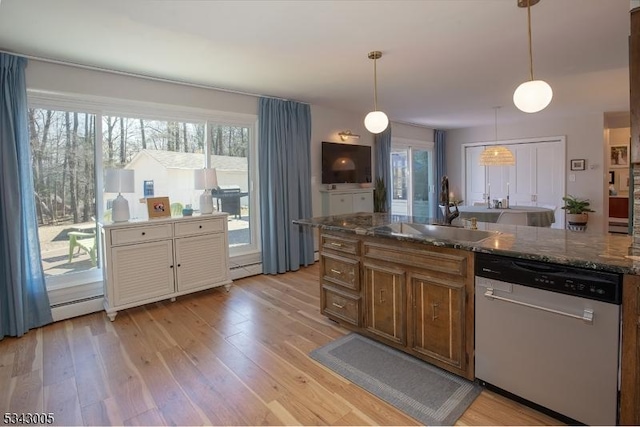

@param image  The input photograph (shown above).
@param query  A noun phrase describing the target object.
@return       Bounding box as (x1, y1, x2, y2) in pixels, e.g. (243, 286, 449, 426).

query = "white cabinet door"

(510, 143, 535, 206)
(465, 146, 487, 204)
(175, 233, 229, 292)
(329, 193, 353, 215)
(533, 142, 564, 227)
(353, 191, 373, 212)
(111, 240, 175, 306)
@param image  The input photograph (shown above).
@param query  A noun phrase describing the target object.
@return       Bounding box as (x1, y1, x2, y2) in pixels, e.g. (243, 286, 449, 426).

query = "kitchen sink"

(374, 222, 498, 243)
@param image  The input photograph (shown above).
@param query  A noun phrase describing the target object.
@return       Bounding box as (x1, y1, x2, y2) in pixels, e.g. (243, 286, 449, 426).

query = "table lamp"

(105, 168, 135, 222)
(194, 168, 217, 214)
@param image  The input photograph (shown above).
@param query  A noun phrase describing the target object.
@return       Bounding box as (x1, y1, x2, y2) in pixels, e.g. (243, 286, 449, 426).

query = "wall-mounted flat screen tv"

(322, 141, 372, 184)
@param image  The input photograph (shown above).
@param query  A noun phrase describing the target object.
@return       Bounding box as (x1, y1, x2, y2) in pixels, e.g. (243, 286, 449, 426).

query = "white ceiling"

(0, 0, 631, 130)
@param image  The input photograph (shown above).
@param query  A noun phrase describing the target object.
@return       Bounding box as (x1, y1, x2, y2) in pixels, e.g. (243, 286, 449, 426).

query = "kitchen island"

(294, 212, 640, 425)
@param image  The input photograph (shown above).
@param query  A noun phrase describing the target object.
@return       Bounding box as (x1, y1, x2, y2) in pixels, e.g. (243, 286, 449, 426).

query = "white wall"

(25, 59, 431, 220)
(447, 113, 607, 232)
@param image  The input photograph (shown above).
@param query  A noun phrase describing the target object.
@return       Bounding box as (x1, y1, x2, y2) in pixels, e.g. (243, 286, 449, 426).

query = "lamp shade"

(364, 110, 389, 134)
(479, 146, 515, 166)
(194, 168, 218, 190)
(513, 79, 553, 113)
(105, 168, 135, 193)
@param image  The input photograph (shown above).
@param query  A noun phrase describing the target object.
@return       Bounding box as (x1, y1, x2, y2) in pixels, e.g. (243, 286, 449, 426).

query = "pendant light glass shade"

(479, 146, 515, 166)
(364, 111, 389, 134)
(513, 79, 553, 113)
(513, 0, 552, 113)
(364, 51, 389, 134)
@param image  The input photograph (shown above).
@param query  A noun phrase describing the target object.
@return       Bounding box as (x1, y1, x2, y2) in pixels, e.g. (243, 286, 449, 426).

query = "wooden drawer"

(110, 224, 173, 245)
(322, 285, 360, 326)
(321, 233, 359, 256)
(174, 217, 224, 237)
(363, 241, 468, 278)
(321, 253, 359, 291)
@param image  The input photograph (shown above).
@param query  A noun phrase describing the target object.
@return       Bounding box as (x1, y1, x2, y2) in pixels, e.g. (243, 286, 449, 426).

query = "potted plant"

(561, 195, 594, 226)
(374, 177, 387, 213)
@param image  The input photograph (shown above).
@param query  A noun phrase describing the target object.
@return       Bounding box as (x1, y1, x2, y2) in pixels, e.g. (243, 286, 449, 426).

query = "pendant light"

(364, 51, 389, 134)
(479, 107, 515, 166)
(513, 0, 553, 113)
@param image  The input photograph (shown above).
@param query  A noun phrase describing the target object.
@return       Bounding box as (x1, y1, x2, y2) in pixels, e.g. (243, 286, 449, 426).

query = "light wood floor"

(0, 263, 562, 426)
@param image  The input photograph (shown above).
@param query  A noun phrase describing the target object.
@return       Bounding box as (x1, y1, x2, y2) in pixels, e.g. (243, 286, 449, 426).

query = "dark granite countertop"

(294, 212, 640, 275)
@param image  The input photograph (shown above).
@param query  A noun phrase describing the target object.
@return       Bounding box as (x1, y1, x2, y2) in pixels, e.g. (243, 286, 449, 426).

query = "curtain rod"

(0, 48, 308, 105)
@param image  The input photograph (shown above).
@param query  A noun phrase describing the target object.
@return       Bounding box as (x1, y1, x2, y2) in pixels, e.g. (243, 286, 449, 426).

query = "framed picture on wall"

(610, 145, 629, 168)
(570, 159, 585, 171)
(609, 171, 615, 184)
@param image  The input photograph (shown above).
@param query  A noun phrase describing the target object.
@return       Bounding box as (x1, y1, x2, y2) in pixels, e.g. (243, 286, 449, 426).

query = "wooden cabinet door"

(363, 262, 405, 345)
(621, 275, 640, 425)
(175, 233, 228, 292)
(410, 273, 465, 370)
(111, 240, 175, 306)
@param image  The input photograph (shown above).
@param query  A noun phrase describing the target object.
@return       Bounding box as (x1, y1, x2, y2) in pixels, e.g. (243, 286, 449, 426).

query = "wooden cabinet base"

(319, 230, 474, 380)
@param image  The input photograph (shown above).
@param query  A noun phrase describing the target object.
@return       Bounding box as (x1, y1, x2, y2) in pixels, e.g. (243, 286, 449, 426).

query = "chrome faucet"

(440, 175, 459, 225)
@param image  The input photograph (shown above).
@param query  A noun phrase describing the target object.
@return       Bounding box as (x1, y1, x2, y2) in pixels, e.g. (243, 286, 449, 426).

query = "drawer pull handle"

(432, 302, 439, 321)
(199, 225, 203, 228)
(170, 265, 174, 269)
(330, 242, 344, 247)
(177, 264, 181, 267)
(380, 289, 385, 303)
(330, 268, 342, 275)
(332, 302, 345, 309)
(142, 232, 146, 236)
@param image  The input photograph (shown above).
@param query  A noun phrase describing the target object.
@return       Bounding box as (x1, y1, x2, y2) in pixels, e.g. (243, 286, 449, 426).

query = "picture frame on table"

(146, 196, 171, 219)
(610, 145, 629, 168)
(570, 159, 586, 171)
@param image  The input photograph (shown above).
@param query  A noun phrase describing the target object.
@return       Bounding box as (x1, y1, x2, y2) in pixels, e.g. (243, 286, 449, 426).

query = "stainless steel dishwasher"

(474, 252, 622, 426)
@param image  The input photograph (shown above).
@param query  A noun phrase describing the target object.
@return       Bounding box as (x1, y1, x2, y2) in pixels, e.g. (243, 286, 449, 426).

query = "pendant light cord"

(527, 0, 535, 81)
(373, 56, 378, 111)
(494, 107, 499, 141)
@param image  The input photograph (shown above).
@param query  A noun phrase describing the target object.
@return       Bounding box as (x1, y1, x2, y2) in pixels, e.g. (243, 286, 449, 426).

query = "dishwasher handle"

(484, 288, 594, 324)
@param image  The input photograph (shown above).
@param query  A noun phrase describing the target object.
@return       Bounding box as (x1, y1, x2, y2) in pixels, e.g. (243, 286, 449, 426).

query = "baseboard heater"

(50, 294, 103, 309)
(230, 262, 262, 271)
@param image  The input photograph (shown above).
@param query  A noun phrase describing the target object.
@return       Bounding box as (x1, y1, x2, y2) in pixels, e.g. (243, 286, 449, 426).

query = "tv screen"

(322, 141, 372, 184)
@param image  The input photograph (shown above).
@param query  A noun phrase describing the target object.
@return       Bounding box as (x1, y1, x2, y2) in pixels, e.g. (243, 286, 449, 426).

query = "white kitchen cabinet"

(320, 188, 374, 215)
(100, 213, 231, 321)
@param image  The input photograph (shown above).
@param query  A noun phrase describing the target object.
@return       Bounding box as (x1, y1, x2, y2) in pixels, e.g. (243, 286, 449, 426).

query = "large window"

(29, 93, 260, 293)
(29, 108, 98, 281)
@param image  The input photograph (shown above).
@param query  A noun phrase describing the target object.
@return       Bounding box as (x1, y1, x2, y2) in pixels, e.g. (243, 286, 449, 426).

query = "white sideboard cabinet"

(100, 213, 232, 321)
(320, 188, 374, 216)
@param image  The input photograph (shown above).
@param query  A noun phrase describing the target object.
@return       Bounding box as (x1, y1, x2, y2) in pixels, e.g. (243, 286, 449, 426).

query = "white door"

(391, 139, 435, 218)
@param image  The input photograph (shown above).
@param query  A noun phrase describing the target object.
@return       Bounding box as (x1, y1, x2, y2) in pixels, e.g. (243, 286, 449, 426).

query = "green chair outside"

(68, 231, 97, 266)
(171, 202, 184, 217)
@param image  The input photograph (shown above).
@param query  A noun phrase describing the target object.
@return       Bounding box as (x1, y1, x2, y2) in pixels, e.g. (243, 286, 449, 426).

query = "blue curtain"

(258, 97, 314, 274)
(375, 126, 392, 212)
(434, 129, 446, 220)
(0, 53, 52, 339)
